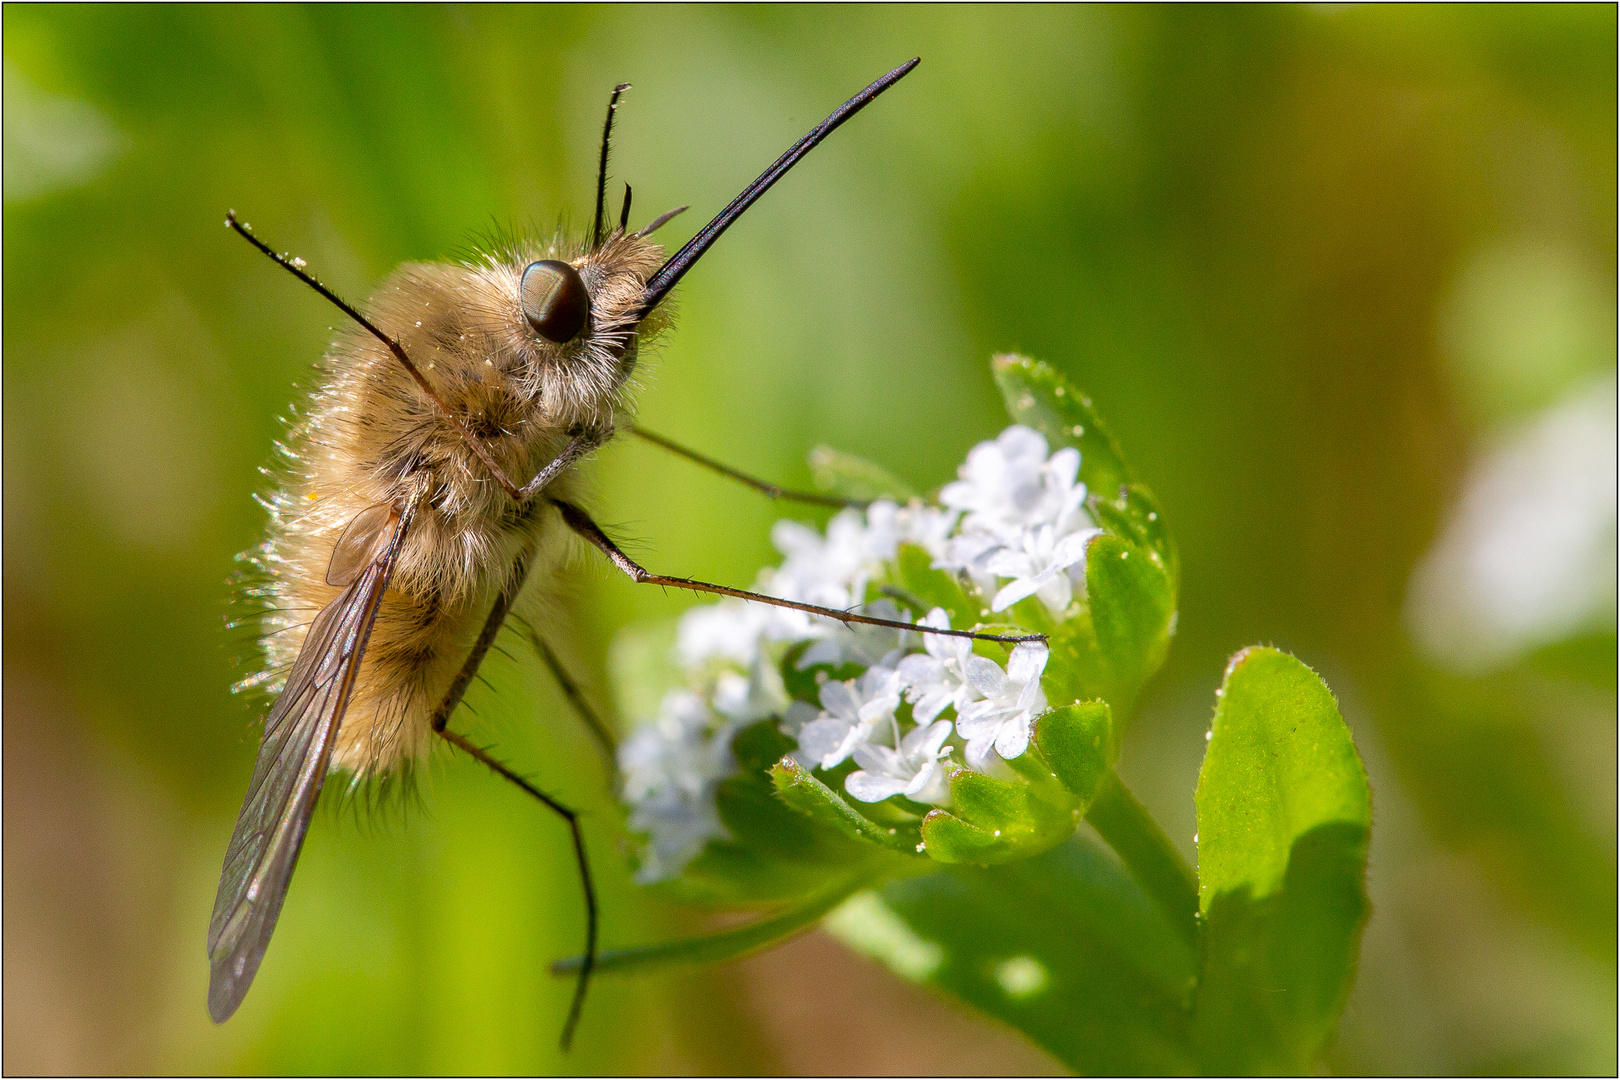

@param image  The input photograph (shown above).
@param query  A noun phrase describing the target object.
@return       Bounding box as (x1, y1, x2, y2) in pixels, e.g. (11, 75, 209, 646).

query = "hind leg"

(430, 549, 598, 1051)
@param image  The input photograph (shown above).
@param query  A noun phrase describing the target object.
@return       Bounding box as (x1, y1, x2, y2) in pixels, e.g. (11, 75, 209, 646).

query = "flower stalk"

(1084, 771, 1200, 947)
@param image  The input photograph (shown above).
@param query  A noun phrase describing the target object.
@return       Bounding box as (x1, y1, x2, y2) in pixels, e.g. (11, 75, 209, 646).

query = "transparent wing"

(207, 507, 409, 1023)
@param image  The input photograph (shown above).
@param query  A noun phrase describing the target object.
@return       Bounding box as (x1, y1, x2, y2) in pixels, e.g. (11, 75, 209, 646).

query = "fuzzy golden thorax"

(240, 229, 667, 776)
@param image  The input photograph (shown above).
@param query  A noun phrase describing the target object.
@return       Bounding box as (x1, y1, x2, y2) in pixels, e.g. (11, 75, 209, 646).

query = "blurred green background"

(4, 5, 1614, 1074)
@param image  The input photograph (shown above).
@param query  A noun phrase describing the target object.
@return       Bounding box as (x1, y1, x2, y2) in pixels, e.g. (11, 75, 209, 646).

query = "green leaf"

(1041, 608, 1108, 707)
(1085, 533, 1175, 716)
(714, 770, 826, 864)
(992, 353, 1131, 498)
(917, 809, 1005, 864)
(1030, 701, 1114, 801)
(771, 756, 924, 856)
(846, 835, 1198, 1074)
(1088, 482, 1179, 587)
(808, 445, 919, 501)
(945, 767, 1040, 834)
(670, 788, 854, 906)
(920, 757, 1087, 865)
(1040, 536, 1174, 720)
(669, 841, 830, 906)
(1193, 647, 1372, 1075)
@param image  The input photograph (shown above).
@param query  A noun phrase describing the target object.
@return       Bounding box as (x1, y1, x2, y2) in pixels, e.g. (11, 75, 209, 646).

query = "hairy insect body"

(242, 233, 666, 778)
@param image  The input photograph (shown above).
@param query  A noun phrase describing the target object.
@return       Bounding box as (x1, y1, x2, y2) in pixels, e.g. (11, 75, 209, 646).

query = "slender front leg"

(518, 430, 609, 502)
(429, 547, 598, 1051)
(629, 425, 865, 509)
(550, 497, 1045, 646)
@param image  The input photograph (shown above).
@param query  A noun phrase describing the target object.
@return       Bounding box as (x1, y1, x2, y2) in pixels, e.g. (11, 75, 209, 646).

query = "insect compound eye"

(520, 260, 590, 344)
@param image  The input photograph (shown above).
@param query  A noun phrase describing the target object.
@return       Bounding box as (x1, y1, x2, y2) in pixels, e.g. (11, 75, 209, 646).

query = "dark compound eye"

(520, 260, 590, 344)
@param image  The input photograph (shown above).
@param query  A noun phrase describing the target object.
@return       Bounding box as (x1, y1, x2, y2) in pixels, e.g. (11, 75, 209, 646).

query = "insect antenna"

(636, 57, 919, 320)
(592, 82, 631, 248)
(634, 204, 688, 239)
(618, 183, 633, 233)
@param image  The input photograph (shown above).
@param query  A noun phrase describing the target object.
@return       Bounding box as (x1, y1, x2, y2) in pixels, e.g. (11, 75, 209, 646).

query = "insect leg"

(517, 430, 610, 501)
(435, 726, 597, 1053)
(429, 549, 598, 1050)
(521, 622, 617, 762)
(629, 425, 866, 509)
(550, 497, 1045, 646)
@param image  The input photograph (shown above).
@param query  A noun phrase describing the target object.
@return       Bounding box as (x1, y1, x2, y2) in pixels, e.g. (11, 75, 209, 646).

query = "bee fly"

(210, 57, 1038, 1048)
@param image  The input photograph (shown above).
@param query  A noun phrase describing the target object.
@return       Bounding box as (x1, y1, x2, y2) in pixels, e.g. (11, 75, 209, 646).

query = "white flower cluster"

(797, 610, 1049, 794)
(934, 425, 1102, 617)
(618, 426, 1086, 881)
(617, 690, 738, 884)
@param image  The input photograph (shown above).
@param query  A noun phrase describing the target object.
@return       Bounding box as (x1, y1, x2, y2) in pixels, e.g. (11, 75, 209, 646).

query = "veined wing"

(207, 504, 411, 1023)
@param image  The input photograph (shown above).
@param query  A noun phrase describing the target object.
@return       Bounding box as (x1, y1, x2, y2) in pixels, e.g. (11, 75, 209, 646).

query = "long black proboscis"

(635, 57, 919, 320)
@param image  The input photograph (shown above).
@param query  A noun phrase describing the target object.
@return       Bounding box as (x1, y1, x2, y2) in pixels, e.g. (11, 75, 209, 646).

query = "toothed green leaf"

(771, 756, 924, 856)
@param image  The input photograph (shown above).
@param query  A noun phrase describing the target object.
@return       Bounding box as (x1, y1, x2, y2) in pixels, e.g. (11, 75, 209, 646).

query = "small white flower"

(934, 425, 1099, 614)
(940, 426, 1087, 538)
(895, 501, 959, 562)
(796, 665, 902, 770)
(938, 525, 1005, 577)
(711, 653, 789, 723)
(894, 608, 976, 722)
(845, 720, 955, 805)
(797, 599, 912, 670)
(618, 691, 737, 883)
(956, 642, 1049, 765)
(676, 598, 785, 669)
(985, 522, 1100, 615)
(770, 502, 901, 611)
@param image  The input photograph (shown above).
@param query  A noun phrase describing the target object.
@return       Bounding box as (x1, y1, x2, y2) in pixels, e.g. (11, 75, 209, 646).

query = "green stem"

(1085, 771, 1199, 947)
(552, 876, 867, 976)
